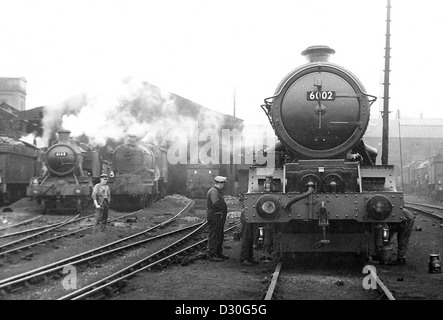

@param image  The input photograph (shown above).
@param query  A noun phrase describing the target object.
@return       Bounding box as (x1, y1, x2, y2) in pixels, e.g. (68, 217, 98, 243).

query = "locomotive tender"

(244, 46, 405, 261)
(105, 135, 168, 210)
(27, 130, 102, 213)
(0, 137, 41, 206)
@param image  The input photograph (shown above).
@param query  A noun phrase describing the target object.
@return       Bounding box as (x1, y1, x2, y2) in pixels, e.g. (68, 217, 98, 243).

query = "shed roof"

(365, 117, 443, 139)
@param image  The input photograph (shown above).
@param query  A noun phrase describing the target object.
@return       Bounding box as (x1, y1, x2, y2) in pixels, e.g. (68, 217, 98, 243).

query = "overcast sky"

(2, 0, 443, 126)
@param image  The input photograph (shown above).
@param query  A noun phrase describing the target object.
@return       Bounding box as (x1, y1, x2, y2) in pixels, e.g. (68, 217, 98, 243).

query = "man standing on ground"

(206, 176, 229, 261)
(92, 173, 111, 234)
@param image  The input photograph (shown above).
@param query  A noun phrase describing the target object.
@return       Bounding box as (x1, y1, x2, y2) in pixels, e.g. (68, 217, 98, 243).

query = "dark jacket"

(206, 186, 227, 215)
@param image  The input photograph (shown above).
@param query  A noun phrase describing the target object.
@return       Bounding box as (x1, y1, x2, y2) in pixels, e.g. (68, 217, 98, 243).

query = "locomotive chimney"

(301, 45, 335, 62)
(125, 134, 138, 145)
(57, 130, 71, 143)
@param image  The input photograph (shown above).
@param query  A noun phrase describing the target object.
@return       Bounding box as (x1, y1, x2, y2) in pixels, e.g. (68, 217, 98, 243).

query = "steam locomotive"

(403, 153, 443, 201)
(243, 46, 405, 262)
(103, 136, 168, 210)
(27, 130, 102, 213)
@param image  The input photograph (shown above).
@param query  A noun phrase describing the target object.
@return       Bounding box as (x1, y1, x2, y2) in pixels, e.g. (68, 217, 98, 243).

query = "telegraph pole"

(381, 0, 392, 165)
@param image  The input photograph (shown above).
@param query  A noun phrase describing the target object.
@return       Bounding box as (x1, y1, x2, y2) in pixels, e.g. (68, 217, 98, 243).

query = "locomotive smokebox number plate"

(307, 91, 336, 101)
(55, 152, 68, 157)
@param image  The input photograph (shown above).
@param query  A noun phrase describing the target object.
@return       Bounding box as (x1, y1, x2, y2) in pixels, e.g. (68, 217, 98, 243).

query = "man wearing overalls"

(92, 173, 111, 234)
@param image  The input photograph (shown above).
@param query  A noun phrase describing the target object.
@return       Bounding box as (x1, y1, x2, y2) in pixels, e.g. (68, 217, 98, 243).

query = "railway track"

(0, 220, 70, 239)
(0, 215, 44, 232)
(0, 212, 137, 258)
(404, 201, 443, 222)
(263, 261, 282, 300)
(0, 214, 82, 251)
(0, 200, 195, 295)
(0, 214, 96, 242)
(262, 258, 396, 300)
(57, 222, 240, 300)
(373, 271, 396, 300)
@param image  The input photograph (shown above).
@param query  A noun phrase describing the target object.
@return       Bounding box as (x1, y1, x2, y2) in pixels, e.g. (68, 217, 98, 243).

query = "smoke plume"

(40, 76, 226, 149)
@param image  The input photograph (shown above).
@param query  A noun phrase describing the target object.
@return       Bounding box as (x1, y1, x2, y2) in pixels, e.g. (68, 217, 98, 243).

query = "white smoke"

(19, 131, 46, 148)
(38, 76, 181, 147)
(39, 76, 232, 165)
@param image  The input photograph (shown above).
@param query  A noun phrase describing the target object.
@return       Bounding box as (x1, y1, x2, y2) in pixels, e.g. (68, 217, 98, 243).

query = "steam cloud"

(40, 76, 226, 149)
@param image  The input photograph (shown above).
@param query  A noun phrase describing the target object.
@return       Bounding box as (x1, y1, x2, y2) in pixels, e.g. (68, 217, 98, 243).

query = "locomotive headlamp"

(262, 201, 276, 214)
(322, 173, 344, 193)
(300, 174, 321, 193)
(365, 195, 392, 221)
(256, 195, 281, 220)
(75, 189, 81, 194)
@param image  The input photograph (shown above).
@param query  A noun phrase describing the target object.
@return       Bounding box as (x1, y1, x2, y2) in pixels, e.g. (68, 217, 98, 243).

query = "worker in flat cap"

(91, 173, 111, 234)
(206, 176, 229, 261)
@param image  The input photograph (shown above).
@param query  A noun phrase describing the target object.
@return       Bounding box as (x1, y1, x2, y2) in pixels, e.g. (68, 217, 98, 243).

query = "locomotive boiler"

(105, 135, 167, 210)
(243, 46, 405, 262)
(27, 130, 102, 213)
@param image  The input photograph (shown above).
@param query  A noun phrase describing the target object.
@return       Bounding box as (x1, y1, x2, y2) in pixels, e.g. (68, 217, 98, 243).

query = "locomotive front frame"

(243, 160, 406, 258)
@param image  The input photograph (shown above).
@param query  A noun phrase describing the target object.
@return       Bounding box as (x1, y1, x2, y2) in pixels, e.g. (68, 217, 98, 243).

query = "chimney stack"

(57, 130, 71, 143)
(301, 45, 335, 62)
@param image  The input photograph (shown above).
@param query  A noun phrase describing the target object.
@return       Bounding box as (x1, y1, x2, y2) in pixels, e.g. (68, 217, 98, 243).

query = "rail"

(264, 261, 282, 300)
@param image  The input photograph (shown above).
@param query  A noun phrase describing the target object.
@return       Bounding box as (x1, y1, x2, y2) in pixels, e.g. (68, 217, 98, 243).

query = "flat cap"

(214, 176, 227, 183)
(100, 174, 109, 178)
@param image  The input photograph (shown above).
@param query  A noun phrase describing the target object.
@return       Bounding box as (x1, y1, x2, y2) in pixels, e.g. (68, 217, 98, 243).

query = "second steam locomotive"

(243, 46, 406, 262)
(103, 135, 168, 211)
